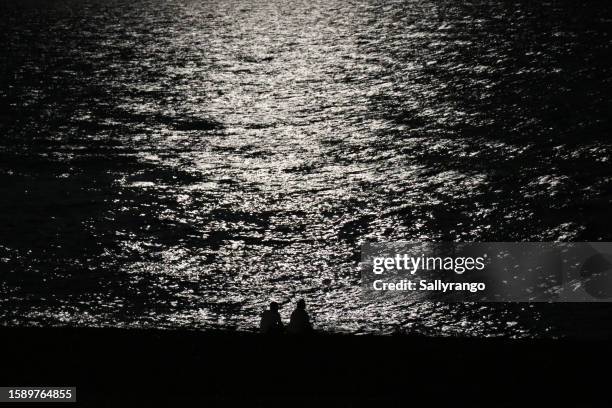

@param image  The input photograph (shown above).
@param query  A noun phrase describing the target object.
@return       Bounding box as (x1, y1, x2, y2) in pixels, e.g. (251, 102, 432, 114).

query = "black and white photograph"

(1, 0, 611, 406)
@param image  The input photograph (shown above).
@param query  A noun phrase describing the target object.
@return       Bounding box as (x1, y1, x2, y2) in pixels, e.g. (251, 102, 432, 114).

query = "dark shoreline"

(0, 327, 609, 407)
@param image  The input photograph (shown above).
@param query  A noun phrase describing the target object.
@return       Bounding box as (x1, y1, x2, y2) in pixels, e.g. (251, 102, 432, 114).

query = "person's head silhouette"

(288, 299, 312, 334)
(260, 301, 284, 334)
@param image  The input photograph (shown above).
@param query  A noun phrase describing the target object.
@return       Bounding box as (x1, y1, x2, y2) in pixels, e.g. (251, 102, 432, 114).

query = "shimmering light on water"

(0, 0, 611, 337)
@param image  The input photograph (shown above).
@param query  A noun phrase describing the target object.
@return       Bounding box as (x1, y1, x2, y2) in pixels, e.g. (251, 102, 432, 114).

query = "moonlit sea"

(1, 0, 611, 337)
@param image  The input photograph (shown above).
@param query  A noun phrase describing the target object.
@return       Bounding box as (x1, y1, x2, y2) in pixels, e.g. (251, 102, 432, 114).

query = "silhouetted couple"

(259, 300, 312, 335)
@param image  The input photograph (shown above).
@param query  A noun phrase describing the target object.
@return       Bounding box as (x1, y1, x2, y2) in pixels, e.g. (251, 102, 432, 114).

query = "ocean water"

(0, 0, 611, 337)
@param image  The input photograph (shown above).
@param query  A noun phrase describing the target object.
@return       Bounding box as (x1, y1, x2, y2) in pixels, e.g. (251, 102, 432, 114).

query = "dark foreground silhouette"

(0, 327, 610, 407)
(260, 301, 284, 334)
(288, 299, 313, 334)
(260, 299, 313, 335)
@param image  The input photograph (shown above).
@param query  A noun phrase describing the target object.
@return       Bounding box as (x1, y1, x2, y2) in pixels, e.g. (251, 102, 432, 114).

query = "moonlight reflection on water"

(0, 0, 611, 337)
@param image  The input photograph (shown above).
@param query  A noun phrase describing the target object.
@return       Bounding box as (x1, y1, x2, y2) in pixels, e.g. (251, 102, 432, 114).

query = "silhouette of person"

(287, 299, 313, 335)
(259, 301, 284, 334)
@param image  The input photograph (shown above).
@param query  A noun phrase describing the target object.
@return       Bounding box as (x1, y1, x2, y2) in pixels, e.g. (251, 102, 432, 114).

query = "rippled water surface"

(1, 0, 611, 336)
